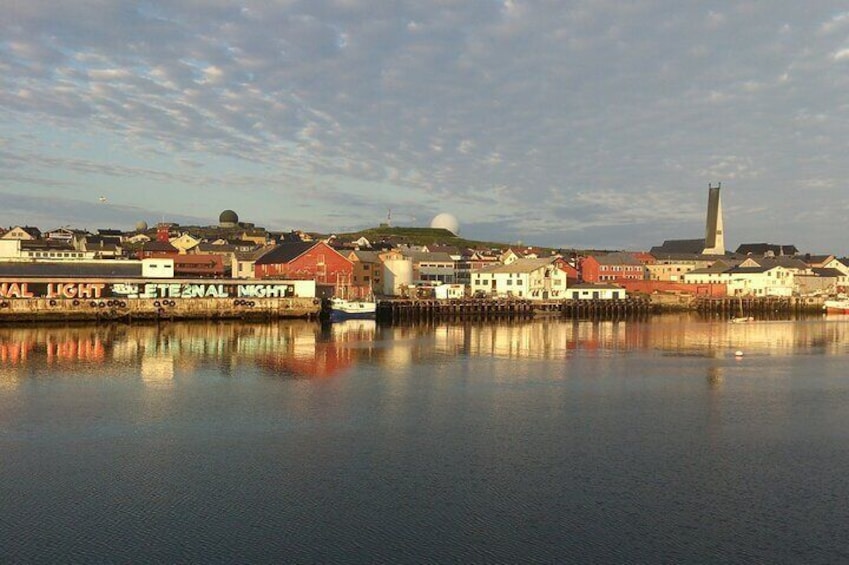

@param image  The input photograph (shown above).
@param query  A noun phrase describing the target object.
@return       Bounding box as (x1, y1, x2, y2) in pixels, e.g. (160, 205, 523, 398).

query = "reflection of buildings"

(0, 320, 379, 380)
(2, 318, 849, 382)
(141, 354, 175, 385)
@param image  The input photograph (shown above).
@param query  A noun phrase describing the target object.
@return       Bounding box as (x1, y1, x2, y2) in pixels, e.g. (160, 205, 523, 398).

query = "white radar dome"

(430, 213, 460, 236)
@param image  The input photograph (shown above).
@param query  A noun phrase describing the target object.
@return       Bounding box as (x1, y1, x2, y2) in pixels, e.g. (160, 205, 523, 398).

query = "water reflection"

(1, 315, 849, 386)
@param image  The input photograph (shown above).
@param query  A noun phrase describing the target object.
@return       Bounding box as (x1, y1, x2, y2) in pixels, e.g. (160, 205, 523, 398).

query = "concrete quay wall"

(0, 296, 321, 323)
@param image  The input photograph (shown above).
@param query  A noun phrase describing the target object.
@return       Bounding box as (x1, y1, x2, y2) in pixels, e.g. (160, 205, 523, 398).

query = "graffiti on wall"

(0, 281, 296, 300)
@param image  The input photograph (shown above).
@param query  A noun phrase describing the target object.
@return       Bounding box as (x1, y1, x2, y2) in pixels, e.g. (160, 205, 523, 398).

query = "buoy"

(735, 350, 744, 357)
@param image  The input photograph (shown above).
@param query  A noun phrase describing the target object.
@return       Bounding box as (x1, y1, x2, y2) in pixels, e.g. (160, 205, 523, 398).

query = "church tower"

(702, 182, 725, 255)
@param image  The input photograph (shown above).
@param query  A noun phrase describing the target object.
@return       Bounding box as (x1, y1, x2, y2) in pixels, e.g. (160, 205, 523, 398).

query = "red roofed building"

(254, 241, 354, 287)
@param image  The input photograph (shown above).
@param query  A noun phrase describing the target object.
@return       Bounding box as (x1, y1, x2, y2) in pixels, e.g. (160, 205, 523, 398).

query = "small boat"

(730, 316, 755, 324)
(328, 297, 376, 321)
(823, 299, 849, 314)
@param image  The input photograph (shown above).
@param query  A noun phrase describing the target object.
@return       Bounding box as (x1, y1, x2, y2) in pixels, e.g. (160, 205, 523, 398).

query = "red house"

(254, 241, 353, 286)
(581, 252, 646, 283)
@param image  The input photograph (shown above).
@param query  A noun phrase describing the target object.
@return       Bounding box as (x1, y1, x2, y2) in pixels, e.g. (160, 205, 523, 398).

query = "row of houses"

(3, 222, 848, 299)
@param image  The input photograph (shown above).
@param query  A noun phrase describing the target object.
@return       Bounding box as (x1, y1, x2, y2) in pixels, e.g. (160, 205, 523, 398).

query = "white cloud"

(1, 1, 849, 251)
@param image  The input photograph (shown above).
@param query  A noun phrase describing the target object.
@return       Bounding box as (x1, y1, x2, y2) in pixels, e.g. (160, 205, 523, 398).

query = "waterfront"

(3, 316, 849, 562)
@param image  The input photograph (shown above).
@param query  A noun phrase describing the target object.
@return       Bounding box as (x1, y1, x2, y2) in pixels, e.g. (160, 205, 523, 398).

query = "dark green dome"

(219, 210, 239, 225)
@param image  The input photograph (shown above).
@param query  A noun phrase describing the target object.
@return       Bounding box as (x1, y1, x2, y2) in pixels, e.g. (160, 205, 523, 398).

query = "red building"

(581, 252, 646, 283)
(254, 241, 353, 287)
(137, 240, 179, 259)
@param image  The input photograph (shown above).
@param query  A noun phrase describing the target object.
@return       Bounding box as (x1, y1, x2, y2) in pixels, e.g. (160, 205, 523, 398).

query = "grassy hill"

(333, 226, 522, 250)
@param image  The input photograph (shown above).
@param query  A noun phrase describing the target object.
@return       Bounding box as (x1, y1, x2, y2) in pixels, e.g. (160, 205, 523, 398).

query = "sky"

(2, 1, 848, 253)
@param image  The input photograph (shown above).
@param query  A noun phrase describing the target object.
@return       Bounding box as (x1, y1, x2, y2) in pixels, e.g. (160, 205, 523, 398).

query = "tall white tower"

(702, 182, 725, 255)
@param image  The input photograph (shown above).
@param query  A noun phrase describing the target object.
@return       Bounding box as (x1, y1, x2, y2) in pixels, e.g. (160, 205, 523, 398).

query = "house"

(684, 257, 808, 297)
(471, 257, 568, 300)
(169, 233, 202, 253)
(581, 253, 646, 283)
(402, 251, 456, 284)
(125, 233, 151, 245)
(232, 245, 275, 279)
(646, 253, 722, 282)
(455, 250, 500, 286)
(348, 250, 384, 296)
(137, 240, 180, 259)
(45, 227, 84, 243)
(1, 226, 42, 240)
(565, 283, 627, 300)
(76, 235, 123, 259)
(0, 239, 97, 261)
(254, 241, 354, 293)
(796, 268, 848, 296)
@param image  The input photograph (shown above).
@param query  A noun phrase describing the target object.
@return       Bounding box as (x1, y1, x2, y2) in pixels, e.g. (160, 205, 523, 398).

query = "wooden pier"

(694, 296, 824, 316)
(377, 298, 654, 323)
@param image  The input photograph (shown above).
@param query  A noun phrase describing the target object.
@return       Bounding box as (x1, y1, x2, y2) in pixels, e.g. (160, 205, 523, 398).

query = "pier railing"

(377, 298, 654, 323)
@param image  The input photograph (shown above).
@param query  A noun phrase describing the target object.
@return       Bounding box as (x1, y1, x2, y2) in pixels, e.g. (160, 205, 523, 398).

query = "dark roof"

(255, 242, 318, 265)
(350, 250, 382, 263)
(234, 245, 276, 262)
(811, 268, 844, 278)
(650, 239, 706, 255)
(0, 262, 142, 277)
(802, 254, 833, 265)
(141, 241, 178, 252)
(735, 243, 798, 256)
(20, 240, 75, 251)
(197, 243, 237, 253)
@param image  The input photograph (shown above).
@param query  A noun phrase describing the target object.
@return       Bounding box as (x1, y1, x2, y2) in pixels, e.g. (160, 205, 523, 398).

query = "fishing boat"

(328, 297, 376, 321)
(823, 299, 849, 314)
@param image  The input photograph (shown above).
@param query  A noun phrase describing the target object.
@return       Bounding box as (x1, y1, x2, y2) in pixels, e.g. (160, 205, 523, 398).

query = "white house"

(564, 283, 627, 300)
(685, 257, 809, 297)
(471, 257, 567, 300)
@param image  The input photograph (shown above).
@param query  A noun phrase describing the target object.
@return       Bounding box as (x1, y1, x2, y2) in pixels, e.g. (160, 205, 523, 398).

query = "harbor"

(0, 290, 831, 324)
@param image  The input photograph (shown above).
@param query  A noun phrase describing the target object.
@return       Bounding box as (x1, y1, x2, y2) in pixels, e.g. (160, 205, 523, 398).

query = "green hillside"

(334, 226, 519, 250)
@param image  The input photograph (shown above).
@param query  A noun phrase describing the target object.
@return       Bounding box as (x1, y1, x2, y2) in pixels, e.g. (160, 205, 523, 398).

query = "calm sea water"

(3, 316, 849, 563)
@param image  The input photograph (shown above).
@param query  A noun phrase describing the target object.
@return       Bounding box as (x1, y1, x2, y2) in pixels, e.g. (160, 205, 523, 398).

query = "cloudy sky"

(2, 1, 848, 252)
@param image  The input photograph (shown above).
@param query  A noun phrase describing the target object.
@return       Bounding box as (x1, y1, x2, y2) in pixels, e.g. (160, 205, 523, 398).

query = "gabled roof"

(735, 243, 798, 257)
(234, 244, 277, 262)
(650, 239, 706, 255)
(801, 254, 834, 266)
(255, 241, 321, 265)
(746, 257, 808, 270)
(196, 243, 237, 253)
(590, 252, 644, 266)
(350, 250, 382, 263)
(477, 257, 559, 274)
(811, 268, 845, 278)
(402, 251, 455, 263)
(141, 241, 178, 252)
(687, 260, 738, 275)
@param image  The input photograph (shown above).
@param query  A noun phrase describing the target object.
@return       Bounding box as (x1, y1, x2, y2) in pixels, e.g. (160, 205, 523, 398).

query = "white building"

(471, 257, 567, 300)
(564, 283, 626, 300)
(684, 257, 809, 297)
